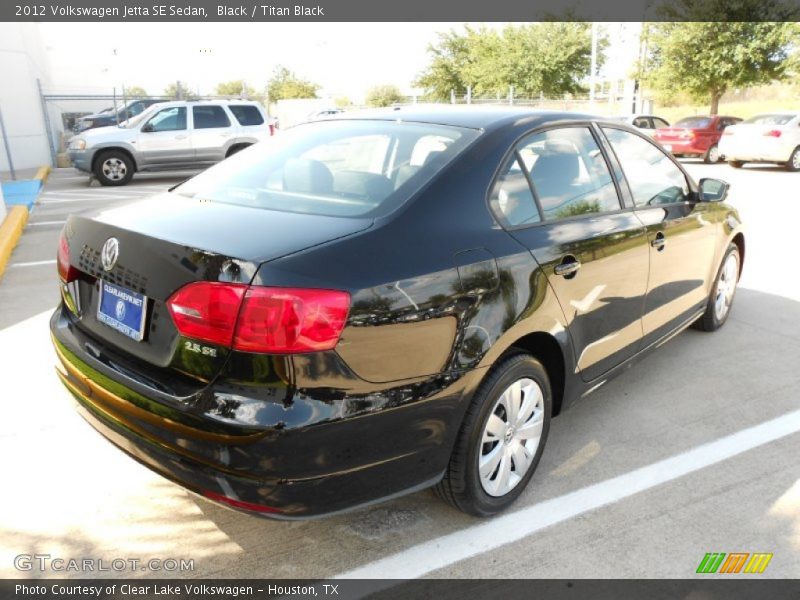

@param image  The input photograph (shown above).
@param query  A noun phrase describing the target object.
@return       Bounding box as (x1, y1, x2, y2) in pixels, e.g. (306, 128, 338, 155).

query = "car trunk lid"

(61, 193, 372, 381)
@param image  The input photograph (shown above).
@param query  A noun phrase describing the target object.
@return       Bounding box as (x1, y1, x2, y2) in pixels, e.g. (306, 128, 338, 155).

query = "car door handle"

(174, 134, 187, 140)
(651, 232, 666, 251)
(219, 132, 231, 137)
(554, 259, 581, 277)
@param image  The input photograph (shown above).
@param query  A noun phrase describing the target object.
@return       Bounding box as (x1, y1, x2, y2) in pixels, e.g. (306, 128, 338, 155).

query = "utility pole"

(590, 22, 598, 106)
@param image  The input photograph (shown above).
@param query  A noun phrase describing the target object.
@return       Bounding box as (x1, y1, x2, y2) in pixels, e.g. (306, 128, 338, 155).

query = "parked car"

(306, 108, 344, 121)
(73, 99, 164, 132)
(52, 107, 744, 518)
(68, 100, 273, 185)
(654, 115, 742, 163)
(616, 114, 670, 138)
(718, 113, 800, 171)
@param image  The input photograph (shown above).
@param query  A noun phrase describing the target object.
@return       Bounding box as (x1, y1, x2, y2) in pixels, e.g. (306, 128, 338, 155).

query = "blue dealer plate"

(97, 281, 148, 341)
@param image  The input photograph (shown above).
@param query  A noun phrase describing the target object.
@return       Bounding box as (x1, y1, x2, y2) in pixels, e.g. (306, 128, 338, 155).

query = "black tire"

(93, 150, 134, 186)
(225, 143, 251, 158)
(703, 144, 720, 164)
(435, 353, 552, 517)
(693, 243, 740, 332)
(785, 147, 800, 172)
(728, 160, 745, 169)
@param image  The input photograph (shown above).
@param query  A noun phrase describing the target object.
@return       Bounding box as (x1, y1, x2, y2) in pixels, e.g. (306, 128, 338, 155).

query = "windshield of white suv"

(174, 119, 480, 218)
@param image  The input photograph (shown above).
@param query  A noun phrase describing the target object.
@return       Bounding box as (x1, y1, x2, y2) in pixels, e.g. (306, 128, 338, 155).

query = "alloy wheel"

(714, 252, 738, 321)
(102, 158, 127, 181)
(478, 377, 544, 497)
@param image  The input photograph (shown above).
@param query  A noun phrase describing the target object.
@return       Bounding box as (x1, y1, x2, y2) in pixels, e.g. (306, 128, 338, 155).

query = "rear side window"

(520, 127, 621, 220)
(229, 105, 265, 126)
(174, 120, 479, 218)
(489, 156, 540, 227)
(602, 127, 690, 207)
(652, 118, 669, 129)
(192, 105, 231, 129)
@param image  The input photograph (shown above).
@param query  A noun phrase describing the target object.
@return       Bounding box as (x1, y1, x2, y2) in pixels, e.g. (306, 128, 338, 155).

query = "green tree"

(123, 85, 147, 97)
(215, 79, 258, 98)
(415, 23, 604, 101)
(365, 84, 404, 107)
(163, 82, 200, 100)
(645, 20, 799, 114)
(266, 66, 319, 101)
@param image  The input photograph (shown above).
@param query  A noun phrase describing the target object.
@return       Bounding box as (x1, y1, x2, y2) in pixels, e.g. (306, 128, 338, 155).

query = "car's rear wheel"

(786, 147, 800, 172)
(435, 353, 551, 516)
(225, 143, 251, 158)
(704, 144, 720, 164)
(94, 151, 134, 186)
(693, 243, 740, 332)
(728, 160, 745, 169)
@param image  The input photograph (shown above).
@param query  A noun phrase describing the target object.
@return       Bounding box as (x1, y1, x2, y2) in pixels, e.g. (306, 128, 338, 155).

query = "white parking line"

(27, 221, 67, 226)
(9, 260, 57, 268)
(336, 408, 800, 580)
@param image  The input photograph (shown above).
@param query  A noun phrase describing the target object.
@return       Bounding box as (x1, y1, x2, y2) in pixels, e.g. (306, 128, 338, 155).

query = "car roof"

(331, 105, 600, 131)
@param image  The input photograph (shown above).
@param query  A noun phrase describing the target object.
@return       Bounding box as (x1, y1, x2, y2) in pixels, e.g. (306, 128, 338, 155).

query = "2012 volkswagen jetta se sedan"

(51, 107, 745, 518)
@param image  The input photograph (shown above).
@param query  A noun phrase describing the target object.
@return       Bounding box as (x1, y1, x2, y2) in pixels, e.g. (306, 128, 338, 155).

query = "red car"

(654, 115, 742, 163)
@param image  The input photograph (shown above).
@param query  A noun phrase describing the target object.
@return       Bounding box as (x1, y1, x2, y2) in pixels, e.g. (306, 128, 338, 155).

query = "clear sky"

(38, 22, 639, 102)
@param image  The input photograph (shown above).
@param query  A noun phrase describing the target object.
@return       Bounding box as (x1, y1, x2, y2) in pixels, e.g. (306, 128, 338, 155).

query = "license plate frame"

(97, 280, 148, 342)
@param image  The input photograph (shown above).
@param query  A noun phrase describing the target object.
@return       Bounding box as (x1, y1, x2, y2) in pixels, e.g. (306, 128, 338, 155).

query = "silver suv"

(67, 100, 273, 186)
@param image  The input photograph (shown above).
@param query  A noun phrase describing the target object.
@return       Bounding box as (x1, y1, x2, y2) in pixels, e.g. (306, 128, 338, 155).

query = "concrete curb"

(0, 165, 50, 280)
(0, 206, 30, 280)
(35, 165, 51, 184)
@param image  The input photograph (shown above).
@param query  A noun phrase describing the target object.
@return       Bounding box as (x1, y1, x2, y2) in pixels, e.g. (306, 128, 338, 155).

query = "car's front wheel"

(435, 353, 551, 517)
(94, 150, 134, 186)
(694, 243, 740, 332)
(786, 147, 800, 172)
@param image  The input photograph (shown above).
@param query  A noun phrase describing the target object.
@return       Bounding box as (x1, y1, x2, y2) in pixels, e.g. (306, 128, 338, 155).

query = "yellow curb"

(34, 165, 51, 183)
(0, 206, 30, 281)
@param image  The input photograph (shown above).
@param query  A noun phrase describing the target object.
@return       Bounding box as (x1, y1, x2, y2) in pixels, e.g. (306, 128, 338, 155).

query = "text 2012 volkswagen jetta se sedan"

(51, 107, 745, 518)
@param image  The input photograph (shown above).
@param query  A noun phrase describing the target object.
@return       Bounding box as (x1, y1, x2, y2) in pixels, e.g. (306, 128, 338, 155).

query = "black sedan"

(51, 106, 745, 518)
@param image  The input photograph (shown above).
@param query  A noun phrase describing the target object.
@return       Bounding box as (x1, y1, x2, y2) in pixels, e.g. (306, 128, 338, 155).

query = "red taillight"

(764, 129, 782, 138)
(202, 490, 281, 514)
(233, 287, 350, 353)
(167, 282, 248, 347)
(166, 282, 350, 354)
(57, 232, 78, 283)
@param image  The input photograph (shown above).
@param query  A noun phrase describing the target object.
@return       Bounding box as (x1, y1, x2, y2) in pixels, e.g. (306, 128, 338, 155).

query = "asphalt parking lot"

(1, 162, 799, 579)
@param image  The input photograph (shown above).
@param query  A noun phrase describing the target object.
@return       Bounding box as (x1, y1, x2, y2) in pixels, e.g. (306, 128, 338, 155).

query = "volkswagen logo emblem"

(101, 237, 120, 272)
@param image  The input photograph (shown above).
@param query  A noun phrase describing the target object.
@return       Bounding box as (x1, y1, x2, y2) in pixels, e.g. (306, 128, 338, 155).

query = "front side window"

(489, 156, 540, 227)
(519, 127, 621, 220)
(652, 118, 669, 129)
(144, 107, 186, 132)
(174, 120, 479, 218)
(193, 105, 231, 129)
(602, 127, 690, 207)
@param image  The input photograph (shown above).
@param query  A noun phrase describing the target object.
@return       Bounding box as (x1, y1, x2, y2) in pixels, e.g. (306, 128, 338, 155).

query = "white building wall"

(0, 23, 53, 171)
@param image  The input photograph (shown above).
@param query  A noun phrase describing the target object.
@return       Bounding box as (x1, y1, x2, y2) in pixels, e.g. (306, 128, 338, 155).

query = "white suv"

(68, 100, 273, 186)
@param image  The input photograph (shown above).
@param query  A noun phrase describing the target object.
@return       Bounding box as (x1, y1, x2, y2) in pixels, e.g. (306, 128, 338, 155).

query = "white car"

(68, 100, 273, 185)
(718, 113, 800, 171)
(615, 114, 670, 138)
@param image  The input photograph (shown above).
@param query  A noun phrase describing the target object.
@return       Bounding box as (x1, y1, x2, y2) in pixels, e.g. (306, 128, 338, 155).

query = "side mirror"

(698, 178, 730, 202)
(141, 123, 154, 133)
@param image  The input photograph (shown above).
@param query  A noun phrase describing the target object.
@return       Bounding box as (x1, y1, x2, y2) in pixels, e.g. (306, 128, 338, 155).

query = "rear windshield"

(174, 119, 479, 218)
(675, 117, 712, 129)
(743, 114, 796, 125)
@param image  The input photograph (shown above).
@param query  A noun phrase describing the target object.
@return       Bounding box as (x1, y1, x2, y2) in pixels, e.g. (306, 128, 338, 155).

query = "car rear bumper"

(718, 140, 793, 163)
(50, 304, 476, 518)
(656, 140, 706, 156)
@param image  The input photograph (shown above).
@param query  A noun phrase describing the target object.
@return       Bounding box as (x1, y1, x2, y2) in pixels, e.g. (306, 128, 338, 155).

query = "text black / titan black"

(51, 106, 745, 518)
